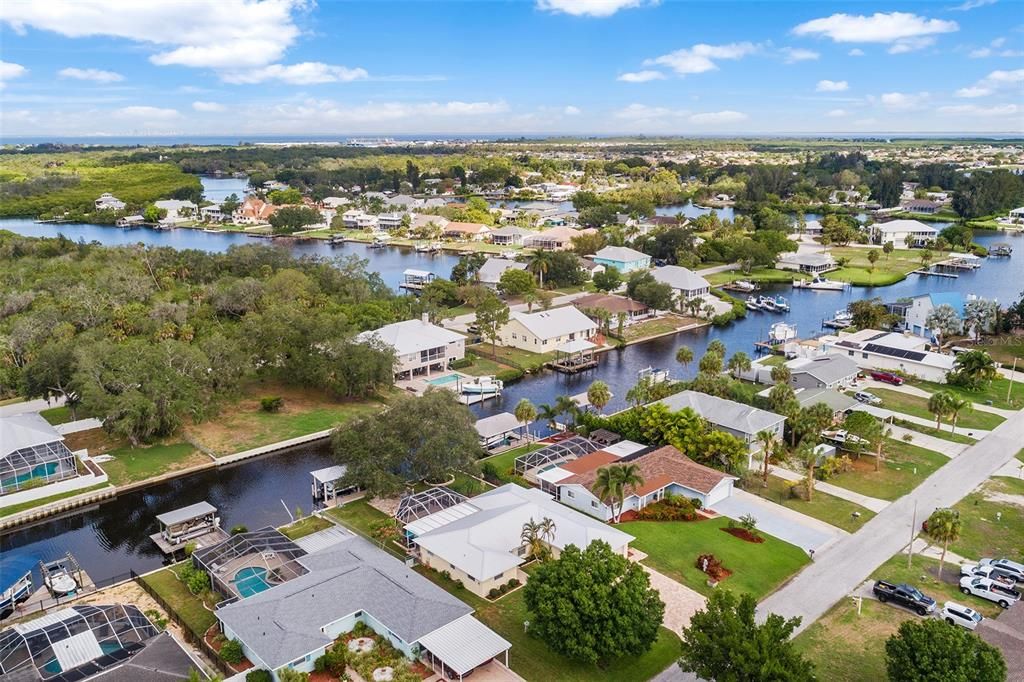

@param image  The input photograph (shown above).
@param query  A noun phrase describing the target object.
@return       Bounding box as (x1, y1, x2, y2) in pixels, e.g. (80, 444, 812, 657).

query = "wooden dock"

(912, 268, 958, 278)
(549, 358, 599, 374)
(149, 527, 229, 557)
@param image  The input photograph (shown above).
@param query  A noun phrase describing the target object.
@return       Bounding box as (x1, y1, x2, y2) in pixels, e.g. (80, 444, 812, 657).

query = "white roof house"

(505, 306, 597, 343)
(357, 317, 465, 357)
(875, 219, 938, 246)
(407, 484, 633, 581)
(592, 246, 652, 273)
(477, 258, 528, 286)
(650, 265, 711, 296)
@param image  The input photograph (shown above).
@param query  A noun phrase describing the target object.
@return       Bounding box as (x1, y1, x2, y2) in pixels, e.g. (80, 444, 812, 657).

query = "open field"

(101, 442, 207, 486)
(826, 438, 948, 501)
(871, 387, 1004, 431)
(140, 565, 219, 639)
(910, 377, 1023, 410)
(617, 516, 810, 601)
(415, 565, 682, 682)
(620, 315, 702, 343)
(950, 476, 1024, 561)
(186, 384, 390, 456)
(747, 475, 876, 532)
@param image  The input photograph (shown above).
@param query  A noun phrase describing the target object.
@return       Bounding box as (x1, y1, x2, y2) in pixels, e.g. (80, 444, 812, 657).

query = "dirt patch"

(983, 490, 1024, 508)
(722, 527, 765, 543)
(64, 428, 124, 456)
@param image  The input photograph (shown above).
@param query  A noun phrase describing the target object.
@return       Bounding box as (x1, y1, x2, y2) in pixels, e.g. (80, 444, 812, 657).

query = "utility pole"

(907, 500, 918, 569)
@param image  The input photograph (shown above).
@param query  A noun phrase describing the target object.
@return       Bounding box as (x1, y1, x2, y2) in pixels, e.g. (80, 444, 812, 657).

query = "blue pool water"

(232, 566, 272, 598)
(427, 374, 461, 386)
(42, 641, 122, 675)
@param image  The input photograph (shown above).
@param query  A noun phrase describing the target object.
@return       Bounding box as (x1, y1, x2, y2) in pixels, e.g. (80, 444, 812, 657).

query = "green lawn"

(828, 246, 954, 287)
(706, 267, 798, 286)
(0, 396, 25, 406)
(481, 443, 540, 483)
(0, 482, 111, 518)
(909, 377, 1023, 410)
(617, 517, 810, 600)
(621, 316, 697, 343)
(950, 477, 1024, 561)
(448, 471, 491, 497)
(139, 566, 219, 639)
(871, 554, 1002, 618)
(891, 418, 977, 444)
(826, 438, 948, 501)
(414, 565, 682, 682)
(100, 442, 208, 486)
(794, 596, 913, 682)
(457, 354, 516, 378)
(871, 388, 1005, 431)
(325, 499, 405, 558)
(39, 405, 74, 425)
(278, 515, 333, 540)
(468, 343, 554, 372)
(982, 340, 1024, 366)
(747, 476, 876, 532)
(757, 354, 787, 367)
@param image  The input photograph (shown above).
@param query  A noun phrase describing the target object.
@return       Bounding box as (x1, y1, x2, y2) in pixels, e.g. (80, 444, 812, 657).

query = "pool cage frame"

(0, 440, 79, 496)
(395, 487, 468, 525)
(513, 436, 600, 477)
(0, 604, 159, 680)
(192, 527, 309, 601)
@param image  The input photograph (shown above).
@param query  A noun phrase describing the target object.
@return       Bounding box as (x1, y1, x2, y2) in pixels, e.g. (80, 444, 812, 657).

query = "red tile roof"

(559, 450, 620, 475)
(561, 445, 735, 498)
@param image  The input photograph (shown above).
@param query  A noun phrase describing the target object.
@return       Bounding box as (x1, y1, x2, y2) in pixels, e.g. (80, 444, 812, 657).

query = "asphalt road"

(756, 408, 1024, 634)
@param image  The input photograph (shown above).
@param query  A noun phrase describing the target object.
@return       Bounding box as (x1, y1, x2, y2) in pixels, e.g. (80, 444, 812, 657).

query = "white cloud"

(563, 105, 581, 115)
(644, 42, 759, 75)
(58, 67, 124, 83)
(613, 103, 683, 120)
(956, 68, 1024, 97)
(617, 70, 666, 82)
(971, 47, 994, 57)
(826, 109, 848, 117)
(535, 0, 652, 17)
(114, 105, 180, 120)
(969, 37, 1023, 57)
(878, 91, 930, 111)
(688, 110, 748, 124)
(0, 0, 305, 70)
(950, 0, 997, 10)
(848, 48, 865, 56)
(992, 37, 1006, 47)
(780, 47, 819, 63)
(0, 60, 27, 87)
(222, 62, 369, 85)
(816, 79, 849, 92)
(193, 101, 226, 112)
(793, 13, 958, 54)
(939, 103, 1019, 116)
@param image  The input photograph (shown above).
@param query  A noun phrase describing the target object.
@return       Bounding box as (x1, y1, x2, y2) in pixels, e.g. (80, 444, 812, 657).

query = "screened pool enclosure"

(0, 414, 79, 496)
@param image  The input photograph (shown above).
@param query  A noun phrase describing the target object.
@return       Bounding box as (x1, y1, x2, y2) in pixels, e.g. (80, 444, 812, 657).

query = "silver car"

(940, 601, 983, 631)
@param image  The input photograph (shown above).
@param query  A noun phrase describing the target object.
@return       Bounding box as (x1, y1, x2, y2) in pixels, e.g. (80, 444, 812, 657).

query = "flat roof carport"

(417, 614, 512, 679)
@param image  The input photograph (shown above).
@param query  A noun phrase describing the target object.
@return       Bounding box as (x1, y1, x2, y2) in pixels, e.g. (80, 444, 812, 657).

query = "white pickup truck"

(959, 575, 1021, 609)
(960, 563, 1018, 587)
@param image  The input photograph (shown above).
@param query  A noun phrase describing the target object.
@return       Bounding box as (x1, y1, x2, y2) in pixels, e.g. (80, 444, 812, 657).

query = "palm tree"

(514, 398, 537, 442)
(727, 351, 752, 379)
(593, 467, 622, 522)
(756, 430, 777, 483)
(612, 463, 645, 523)
(924, 508, 961, 578)
(702, 303, 715, 320)
(947, 397, 971, 435)
(626, 377, 653, 407)
(707, 339, 727, 357)
(522, 289, 538, 312)
(520, 520, 546, 560)
(538, 402, 559, 430)
(555, 395, 581, 429)
(587, 380, 612, 414)
(528, 251, 553, 289)
(928, 391, 954, 430)
(675, 346, 694, 374)
(794, 439, 819, 501)
(538, 516, 556, 546)
(770, 364, 792, 386)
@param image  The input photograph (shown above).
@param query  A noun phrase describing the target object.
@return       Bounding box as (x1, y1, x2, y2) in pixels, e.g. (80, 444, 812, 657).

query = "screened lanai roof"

(0, 604, 159, 680)
(395, 487, 469, 524)
(514, 436, 600, 475)
(192, 527, 309, 598)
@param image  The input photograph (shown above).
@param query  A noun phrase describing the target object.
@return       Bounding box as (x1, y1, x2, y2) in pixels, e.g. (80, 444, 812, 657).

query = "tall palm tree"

(538, 403, 559, 430)
(928, 391, 954, 430)
(924, 508, 961, 578)
(707, 339, 727, 358)
(770, 364, 792, 386)
(612, 464, 645, 522)
(555, 395, 580, 429)
(520, 520, 546, 560)
(756, 430, 777, 483)
(727, 351, 752, 379)
(587, 380, 612, 414)
(538, 517, 556, 546)
(947, 397, 971, 435)
(794, 439, 819, 501)
(528, 251, 553, 289)
(514, 398, 537, 442)
(675, 346, 694, 374)
(593, 467, 621, 522)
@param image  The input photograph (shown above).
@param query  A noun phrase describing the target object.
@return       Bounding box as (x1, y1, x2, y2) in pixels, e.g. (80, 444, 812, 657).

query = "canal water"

(1, 179, 1021, 582)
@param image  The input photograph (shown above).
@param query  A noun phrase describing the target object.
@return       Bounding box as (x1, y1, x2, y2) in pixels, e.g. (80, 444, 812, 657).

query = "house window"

(862, 352, 868, 359)
(493, 573, 504, 580)
(567, 490, 575, 498)
(848, 350, 854, 356)
(591, 501, 598, 508)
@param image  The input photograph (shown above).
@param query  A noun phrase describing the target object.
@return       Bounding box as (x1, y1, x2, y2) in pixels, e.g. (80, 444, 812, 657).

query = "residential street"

(756, 409, 1024, 634)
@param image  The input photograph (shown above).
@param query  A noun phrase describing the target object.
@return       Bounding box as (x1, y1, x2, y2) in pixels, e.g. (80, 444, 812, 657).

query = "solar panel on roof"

(863, 343, 926, 362)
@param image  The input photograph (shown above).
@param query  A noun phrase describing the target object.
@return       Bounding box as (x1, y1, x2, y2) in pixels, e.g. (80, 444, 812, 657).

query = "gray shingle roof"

(594, 246, 650, 263)
(650, 266, 710, 292)
(794, 387, 858, 413)
(215, 536, 472, 668)
(655, 390, 785, 435)
(788, 355, 860, 385)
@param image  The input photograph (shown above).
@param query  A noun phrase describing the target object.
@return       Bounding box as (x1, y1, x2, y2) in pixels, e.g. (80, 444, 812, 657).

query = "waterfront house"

(407, 483, 632, 598)
(200, 203, 225, 222)
(903, 199, 940, 215)
(786, 355, 860, 390)
(409, 213, 450, 234)
(776, 252, 838, 274)
(1008, 206, 1024, 221)
(820, 328, 954, 382)
(377, 212, 405, 230)
(654, 391, 786, 464)
(357, 314, 465, 380)
(322, 196, 351, 209)
(904, 292, 966, 341)
(477, 257, 529, 289)
(497, 306, 597, 351)
(522, 226, 597, 251)
(592, 246, 651, 273)
(154, 199, 198, 224)
(649, 265, 711, 303)
(443, 222, 490, 241)
(488, 225, 533, 246)
(557, 445, 737, 519)
(94, 192, 125, 211)
(234, 197, 277, 224)
(341, 209, 365, 229)
(211, 531, 512, 680)
(874, 219, 938, 247)
(572, 292, 653, 323)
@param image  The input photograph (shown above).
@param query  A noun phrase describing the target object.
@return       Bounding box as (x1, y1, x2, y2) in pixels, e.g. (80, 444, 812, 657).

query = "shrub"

(816, 455, 852, 481)
(488, 588, 501, 599)
(144, 609, 168, 631)
(183, 541, 197, 557)
(246, 670, 273, 682)
(495, 368, 524, 384)
(176, 562, 210, 595)
(449, 357, 473, 369)
(260, 396, 284, 412)
(635, 498, 698, 521)
(739, 513, 758, 532)
(219, 639, 244, 665)
(506, 578, 520, 589)
(480, 461, 500, 484)
(314, 643, 347, 676)
(231, 524, 248, 535)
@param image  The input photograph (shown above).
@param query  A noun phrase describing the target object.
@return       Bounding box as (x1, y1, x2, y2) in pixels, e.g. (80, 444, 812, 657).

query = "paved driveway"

(710, 490, 847, 553)
(638, 563, 706, 635)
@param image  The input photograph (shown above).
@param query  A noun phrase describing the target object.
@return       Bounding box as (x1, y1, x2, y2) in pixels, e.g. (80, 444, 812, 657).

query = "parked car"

(940, 601, 984, 631)
(854, 391, 882, 405)
(960, 563, 1019, 586)
(874, 580, 937, 615)
(959, 576, 1021, 608)
(870, 371, 905, 385)
(979, 558, 1024, 583)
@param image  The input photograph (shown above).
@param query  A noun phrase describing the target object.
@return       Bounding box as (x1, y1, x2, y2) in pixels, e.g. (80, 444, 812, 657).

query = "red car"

(871, 371, 905, 386)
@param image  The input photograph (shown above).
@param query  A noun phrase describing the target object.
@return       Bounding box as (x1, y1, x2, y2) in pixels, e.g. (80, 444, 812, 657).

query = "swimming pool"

(42, 641, 122, 675)
(427, 374, 461, 386)
(232, 566, 272, 598)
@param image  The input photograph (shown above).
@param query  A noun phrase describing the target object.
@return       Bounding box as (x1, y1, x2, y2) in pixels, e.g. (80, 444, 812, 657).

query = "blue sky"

(1, 0, 1021, 137)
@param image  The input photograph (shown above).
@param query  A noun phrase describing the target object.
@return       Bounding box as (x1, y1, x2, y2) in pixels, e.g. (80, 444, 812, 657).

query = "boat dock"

(912, 268, 959, 278)
(149, 501, 230, 557)
(2, 553, 96, 623)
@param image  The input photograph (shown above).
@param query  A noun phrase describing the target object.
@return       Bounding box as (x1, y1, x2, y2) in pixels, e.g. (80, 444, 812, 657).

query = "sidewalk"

(771, 466, 890, 513)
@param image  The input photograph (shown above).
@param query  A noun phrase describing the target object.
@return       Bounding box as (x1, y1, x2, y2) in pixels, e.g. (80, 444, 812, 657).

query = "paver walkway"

(770, 466, 890, 512)
(711, 489, 847, 553)
(756, 407, 1024, 634)
(637, 563, 707, 635)
(885, 424, 969, 458)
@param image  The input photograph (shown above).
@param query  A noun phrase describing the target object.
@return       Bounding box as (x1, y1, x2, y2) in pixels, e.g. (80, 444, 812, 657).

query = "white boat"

(638, 366, 670, 384)
(462, 376, 504, 394)
(772, 295, 791, 312)
(769, 322, 798, 343)
(0, 556, 34, 619)
(41, 556, 79, 598)
(833, 309, 853, 325)
(757, 295, 778, 312)
(368, 236, 390, 249)
(731, 280, 758, 292)
(414, 242, 433, 252)
(746, 296, 762, 311)
(500, 250, 518, 260)
(793, 275, 848, 291)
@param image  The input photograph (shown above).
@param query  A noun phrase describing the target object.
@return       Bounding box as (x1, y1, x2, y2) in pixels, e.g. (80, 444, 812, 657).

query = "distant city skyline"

(1, 0, 1022, 137)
